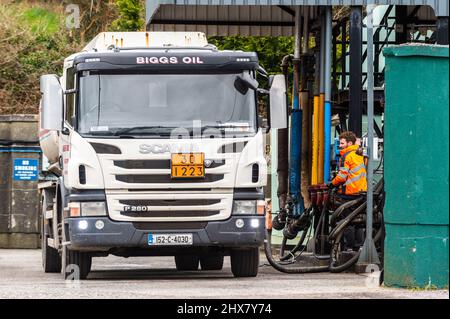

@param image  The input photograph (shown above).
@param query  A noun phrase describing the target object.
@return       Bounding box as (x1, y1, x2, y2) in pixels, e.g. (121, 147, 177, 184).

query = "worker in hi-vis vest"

(328, 131, 368, 251)
(328, 131, 367, 196)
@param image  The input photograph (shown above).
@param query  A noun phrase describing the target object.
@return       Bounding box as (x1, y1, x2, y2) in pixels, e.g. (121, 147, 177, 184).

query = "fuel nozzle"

(272, 208, 288, 230)
(282, 210, 311, 240)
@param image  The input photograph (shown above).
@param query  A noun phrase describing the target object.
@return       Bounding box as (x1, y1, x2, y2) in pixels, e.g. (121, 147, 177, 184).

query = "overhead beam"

(149, 19, 295, 27)
(278, 5, 296, 17)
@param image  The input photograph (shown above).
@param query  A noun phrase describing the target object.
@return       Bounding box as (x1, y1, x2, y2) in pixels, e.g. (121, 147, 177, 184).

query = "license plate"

(171, 153, 204, 178)
(148, 234, 193, 246)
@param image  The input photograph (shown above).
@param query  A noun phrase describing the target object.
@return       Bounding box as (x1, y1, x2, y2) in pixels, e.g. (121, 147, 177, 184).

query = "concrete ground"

(0, 249, 447, 299)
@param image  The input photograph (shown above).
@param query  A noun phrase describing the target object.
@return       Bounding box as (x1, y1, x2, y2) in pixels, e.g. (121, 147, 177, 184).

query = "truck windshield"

(78, 72, 257, 137)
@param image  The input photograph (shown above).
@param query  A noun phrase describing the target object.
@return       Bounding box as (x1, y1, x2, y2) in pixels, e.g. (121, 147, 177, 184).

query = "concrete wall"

(0, 115, 41, 248)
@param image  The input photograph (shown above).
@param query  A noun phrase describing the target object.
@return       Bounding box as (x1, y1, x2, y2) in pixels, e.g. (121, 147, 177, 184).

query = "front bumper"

(67, 216, 265, 251)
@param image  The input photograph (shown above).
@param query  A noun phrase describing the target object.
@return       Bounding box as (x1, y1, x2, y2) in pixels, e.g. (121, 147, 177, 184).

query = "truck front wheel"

(230, 247, 259, 277)
(200, 255, 224, 270)
(62, 247, 92, 280)
(61, 224, 92, 280)
(174, 255, 199, 271)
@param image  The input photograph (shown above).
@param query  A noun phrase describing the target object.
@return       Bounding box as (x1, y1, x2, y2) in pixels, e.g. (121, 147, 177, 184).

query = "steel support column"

(349, 6, 363, 137)
(395, 6, 408, 44)
(357, 4, 381, 269)
(436, 17, 449, 45)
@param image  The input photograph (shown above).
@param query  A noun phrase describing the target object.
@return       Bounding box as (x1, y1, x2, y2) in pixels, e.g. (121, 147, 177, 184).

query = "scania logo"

(139, 144, 199, 154)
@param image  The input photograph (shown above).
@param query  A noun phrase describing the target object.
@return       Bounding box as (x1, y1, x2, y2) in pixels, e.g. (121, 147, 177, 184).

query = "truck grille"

(115, 174, 224, 184)
(119, 199, 221, 206)
(132, 222, 207, 230)
(106, 192, 233, 222)
(121, 210, 220, 218)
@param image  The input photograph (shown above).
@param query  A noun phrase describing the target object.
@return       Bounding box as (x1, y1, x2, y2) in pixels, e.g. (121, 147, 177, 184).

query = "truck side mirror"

(40, 74, 63, 130)
(269, 74, 287, 129)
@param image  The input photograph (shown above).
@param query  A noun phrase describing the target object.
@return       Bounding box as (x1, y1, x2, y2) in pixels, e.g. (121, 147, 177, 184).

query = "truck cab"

(39, 32, 287, 279)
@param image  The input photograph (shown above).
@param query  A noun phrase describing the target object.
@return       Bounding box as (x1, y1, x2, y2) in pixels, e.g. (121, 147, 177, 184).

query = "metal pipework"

(300, 6, 311, 207)
(289, 6, 304, 217)
(318, 10, 325, 184)
(357, 4, 381, 267)
(276, 54, 293, 216)
(349, 6, 363, 137)
(311, 35, 320, 185)
(324, 6, 332, 183)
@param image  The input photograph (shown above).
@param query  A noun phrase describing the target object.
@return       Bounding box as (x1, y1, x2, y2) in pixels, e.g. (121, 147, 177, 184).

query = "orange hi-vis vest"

(331, 144, 367, 195)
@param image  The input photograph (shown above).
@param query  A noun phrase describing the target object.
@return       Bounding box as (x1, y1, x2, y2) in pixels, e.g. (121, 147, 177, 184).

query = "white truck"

(38, 32, 286, 279)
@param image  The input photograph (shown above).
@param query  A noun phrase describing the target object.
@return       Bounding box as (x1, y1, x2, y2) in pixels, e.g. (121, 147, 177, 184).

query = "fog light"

(250, 219, 259, 228)
(78, 220, 88, 230)
(95, 220, 104, 230)
(235, 218, 245, 229)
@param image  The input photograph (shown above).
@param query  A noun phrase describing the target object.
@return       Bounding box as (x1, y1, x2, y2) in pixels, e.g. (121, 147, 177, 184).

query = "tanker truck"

(38, 32, 286, 279)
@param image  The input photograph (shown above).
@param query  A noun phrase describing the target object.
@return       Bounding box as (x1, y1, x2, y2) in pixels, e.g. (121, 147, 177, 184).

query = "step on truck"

(38, 32, 286, 279)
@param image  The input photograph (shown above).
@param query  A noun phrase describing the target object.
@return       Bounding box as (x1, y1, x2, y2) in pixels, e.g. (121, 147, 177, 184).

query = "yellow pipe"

(311, 95, 320, 185)
(318, 93, 325, 183)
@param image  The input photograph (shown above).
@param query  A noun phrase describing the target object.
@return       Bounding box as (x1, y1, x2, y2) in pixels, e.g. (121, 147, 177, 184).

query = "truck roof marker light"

(68, 202, 80, 217)
(146, 32, 149, 47)
(121, 38, 123, 47)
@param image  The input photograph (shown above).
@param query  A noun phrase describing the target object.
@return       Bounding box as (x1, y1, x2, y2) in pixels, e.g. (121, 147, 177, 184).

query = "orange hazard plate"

(171, 153, 205, 178)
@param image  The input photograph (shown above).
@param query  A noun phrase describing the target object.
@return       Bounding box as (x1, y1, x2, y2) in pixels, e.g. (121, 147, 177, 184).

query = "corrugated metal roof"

(147, 0, 448, 26)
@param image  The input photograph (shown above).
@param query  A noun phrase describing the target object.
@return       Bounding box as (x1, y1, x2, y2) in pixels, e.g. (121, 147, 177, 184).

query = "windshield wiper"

(113, 126, 174, 136)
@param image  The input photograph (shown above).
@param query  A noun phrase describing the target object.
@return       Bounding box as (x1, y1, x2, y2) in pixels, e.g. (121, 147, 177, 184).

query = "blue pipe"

(324, 101, 331, 182)
(324, 7, 332, 183)
(289, 69, 305, 217)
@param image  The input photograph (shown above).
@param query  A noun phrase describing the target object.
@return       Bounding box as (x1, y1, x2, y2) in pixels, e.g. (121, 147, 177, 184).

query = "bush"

(0, 2, 81, 114)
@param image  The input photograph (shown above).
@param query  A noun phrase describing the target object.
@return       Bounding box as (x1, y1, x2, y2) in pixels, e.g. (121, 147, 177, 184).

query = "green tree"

(208, 36, 294, 75)
(111, 0, 144, 31)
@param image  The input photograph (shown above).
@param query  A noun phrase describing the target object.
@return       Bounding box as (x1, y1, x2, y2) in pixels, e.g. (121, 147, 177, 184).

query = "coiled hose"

(328, 178, 385, 273)
(264, 228, 329, 273)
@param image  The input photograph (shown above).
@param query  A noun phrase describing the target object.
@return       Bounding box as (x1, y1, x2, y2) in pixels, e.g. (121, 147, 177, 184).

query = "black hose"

(329, 201, 367, 241)
(330, 196, 364, 226)
(279, 236, 288, 258)
(264, 229, 329, 273)
(329, 226, 383, 273)
(311, 201, 331, 260)
(279, 229, 308, 261)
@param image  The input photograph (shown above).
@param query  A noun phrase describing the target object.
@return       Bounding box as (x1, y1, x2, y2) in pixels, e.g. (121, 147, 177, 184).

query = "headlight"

(232, 200, 256, 215)
(80, 202, 107, 216)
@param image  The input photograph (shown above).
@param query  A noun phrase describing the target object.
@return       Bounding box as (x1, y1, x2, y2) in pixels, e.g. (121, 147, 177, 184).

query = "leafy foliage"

(0, 2, 81, 114)
(111, 0, 145, 31)
(0, 1, 297, 115)
(208, 36, 294, 75)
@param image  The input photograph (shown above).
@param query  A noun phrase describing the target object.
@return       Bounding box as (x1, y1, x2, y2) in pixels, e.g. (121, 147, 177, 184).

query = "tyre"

(61, 224, 92, 280)
(41, 193, 61, 273)
(200, 255, 224, 270)
(174, 255, 199, 271)
(230, 247, 259, 278)
(62, 246, 92, 280)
